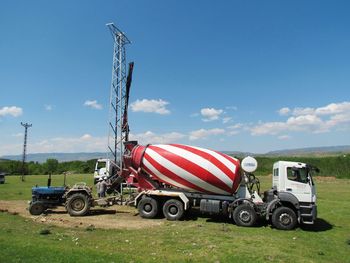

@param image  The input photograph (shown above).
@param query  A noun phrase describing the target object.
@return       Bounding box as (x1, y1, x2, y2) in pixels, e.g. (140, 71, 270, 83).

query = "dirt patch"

(0, 200, 163, 230)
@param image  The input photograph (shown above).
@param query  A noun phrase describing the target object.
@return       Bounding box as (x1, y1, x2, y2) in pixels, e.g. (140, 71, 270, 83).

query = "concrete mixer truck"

(108, 141, 318, 230)
(95, 58, 317, 229)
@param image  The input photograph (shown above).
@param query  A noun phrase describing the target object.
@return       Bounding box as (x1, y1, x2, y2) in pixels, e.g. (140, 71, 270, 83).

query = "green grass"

(0, 175, 350, 262)
(0, 174, 95, 200)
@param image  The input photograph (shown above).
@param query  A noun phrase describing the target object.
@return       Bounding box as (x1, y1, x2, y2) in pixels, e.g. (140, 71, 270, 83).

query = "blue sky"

(1, 0, 350, 156)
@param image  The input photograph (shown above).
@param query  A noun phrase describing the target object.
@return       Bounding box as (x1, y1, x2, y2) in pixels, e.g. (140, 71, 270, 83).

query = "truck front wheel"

(66, 193, 90, 216)
(137, 197, 158, 219)
(163, 199, 184, 221)
(233, 204, 257, 227)
(272, 206, 297, 230)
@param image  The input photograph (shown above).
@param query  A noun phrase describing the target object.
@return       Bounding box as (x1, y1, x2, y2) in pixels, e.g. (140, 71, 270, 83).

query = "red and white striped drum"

(131, 144, 241, 195)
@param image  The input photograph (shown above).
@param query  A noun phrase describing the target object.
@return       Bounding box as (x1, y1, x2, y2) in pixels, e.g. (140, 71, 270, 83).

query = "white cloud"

(227, 123, 244, 135)
(278, 135, 291, 140)
(292, 107, 315, 116)
(84, 100, 103, 110)
(0, 134, 108, 156)
(278, 107, 291, 116)
(80, 134, 92, 140)
(252, 101, 350, 136)
(287, 102, 350, 117)
(0, 106, 23, 117)
(12, 133, 23, 137)
(130, 131, 185, 145)
(225, 106, 238, 111)
(315, 102, 350, 116)
(200, 108, 223, 122)
(251, 121, 287, 135)
(44, 104, 53, 111)
(130, 99, 170, 115)
(222, 117, 232, 124)
(189, 128, 225, 140)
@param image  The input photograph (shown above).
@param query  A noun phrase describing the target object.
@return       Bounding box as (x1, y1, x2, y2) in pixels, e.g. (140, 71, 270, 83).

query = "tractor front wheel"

(66, 193, 90, 216)
(29, 202, 45, 215)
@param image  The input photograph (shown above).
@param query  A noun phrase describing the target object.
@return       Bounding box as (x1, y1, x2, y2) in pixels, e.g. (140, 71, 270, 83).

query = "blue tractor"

(29, 175, 94, 216)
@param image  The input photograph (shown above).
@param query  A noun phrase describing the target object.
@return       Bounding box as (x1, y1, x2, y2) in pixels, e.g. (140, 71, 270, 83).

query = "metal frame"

(106, 23, 131, 171)
(21, 122, 32, 182)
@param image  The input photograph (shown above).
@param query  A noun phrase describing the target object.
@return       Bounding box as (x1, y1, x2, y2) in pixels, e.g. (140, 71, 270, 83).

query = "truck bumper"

(312, 204, 317, 221)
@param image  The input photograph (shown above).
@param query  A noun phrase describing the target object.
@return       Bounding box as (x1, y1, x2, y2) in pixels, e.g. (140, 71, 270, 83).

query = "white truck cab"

(94, 159, 116, 184)
(271, 161, 317, 225)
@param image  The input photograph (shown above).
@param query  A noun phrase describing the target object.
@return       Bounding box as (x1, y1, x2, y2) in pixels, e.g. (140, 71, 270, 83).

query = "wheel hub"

(144, 204, 152, 213)
(169, 206, 178, 215)
(239, 210, 251, 223)
(72, 199, 84, 211)
(279, 213, 292, 225)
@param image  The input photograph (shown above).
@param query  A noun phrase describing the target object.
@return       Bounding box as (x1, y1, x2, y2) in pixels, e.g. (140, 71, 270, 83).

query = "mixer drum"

(131, 144, 241, 195)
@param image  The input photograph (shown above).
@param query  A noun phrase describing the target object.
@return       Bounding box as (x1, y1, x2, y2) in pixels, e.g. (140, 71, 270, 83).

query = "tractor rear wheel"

(66, 193, 90, 216)
(29, 202, 45, 215)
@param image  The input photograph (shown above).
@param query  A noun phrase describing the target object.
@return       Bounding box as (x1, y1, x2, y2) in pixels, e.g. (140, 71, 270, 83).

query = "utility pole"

(21, 122, 32, 182)
(106, 23, 131, 172)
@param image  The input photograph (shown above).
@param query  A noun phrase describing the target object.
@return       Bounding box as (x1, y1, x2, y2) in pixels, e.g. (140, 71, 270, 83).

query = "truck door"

(285, 167, 312, 203)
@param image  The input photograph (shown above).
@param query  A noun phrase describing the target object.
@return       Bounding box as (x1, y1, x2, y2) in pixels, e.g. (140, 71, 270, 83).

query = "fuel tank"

(130, 144, 241, 195)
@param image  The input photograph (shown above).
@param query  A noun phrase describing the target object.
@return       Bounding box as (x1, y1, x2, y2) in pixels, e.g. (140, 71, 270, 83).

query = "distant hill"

(1, 152, 108, 163)
(265, 145, 350, 157)
(1, 145, 349, 163)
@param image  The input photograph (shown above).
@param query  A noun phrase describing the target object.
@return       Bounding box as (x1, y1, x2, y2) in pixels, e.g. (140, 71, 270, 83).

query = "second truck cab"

(94, 159, 116, 184)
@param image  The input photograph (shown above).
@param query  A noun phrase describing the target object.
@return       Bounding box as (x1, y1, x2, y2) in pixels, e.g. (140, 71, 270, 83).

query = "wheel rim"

(144, 204, 152, 213)
(239, 210, 251, 223)
(279, 213, 292, 226)
(32, 205, 42, 213)
(168, 205, 178, 216)
(72, 199, 85, 211)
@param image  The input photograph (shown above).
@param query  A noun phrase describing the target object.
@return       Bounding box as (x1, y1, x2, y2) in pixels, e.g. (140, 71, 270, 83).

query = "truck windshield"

(287, 167, 309, 184)
(96, 161, 106, 169)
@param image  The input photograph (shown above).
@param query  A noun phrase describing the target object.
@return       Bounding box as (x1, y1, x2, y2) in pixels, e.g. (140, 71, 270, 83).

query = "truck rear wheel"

(66, 193, 90, 216)
(163, 199, 184, 221)
(29, 202, 45, 215)
(233, 204, 257, 227)
(137, 197, 158, 219)
(272, 206, 297, 230)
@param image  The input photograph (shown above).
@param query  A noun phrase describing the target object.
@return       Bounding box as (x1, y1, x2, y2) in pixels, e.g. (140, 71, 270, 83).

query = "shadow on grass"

(44, 208, 118, 216)
(82, 209, 117, 216)
(300, 218, 333, 232)
(183, 209, 332, 231)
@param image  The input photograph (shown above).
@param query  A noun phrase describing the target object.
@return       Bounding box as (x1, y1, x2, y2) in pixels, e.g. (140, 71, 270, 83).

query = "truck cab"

(272, 161, 317, 224)
(0, 172, 5, 184)
(93, 158, 118, 184)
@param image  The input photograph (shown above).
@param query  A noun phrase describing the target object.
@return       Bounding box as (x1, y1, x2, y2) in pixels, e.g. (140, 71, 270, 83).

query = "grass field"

(0, 174, 349, 263)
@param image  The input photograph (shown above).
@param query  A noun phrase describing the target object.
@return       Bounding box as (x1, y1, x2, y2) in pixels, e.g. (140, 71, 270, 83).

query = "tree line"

(1, 154, 349, 178)
(0, 159, 97, 175)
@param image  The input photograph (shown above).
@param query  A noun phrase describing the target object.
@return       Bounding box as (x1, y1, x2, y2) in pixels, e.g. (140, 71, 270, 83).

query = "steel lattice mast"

(106, 23, 131, 171)
(21, 122, 32, 182)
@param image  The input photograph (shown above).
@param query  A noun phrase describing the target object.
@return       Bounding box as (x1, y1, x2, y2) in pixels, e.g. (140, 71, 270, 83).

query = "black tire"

(163, 199, 184, 221)
(233, 204, 257, 227)
(137, 197, 158, 219)
(29, 202, 45, 215)
(66, 193, 90, 216)
(272, 206, 297, 230)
